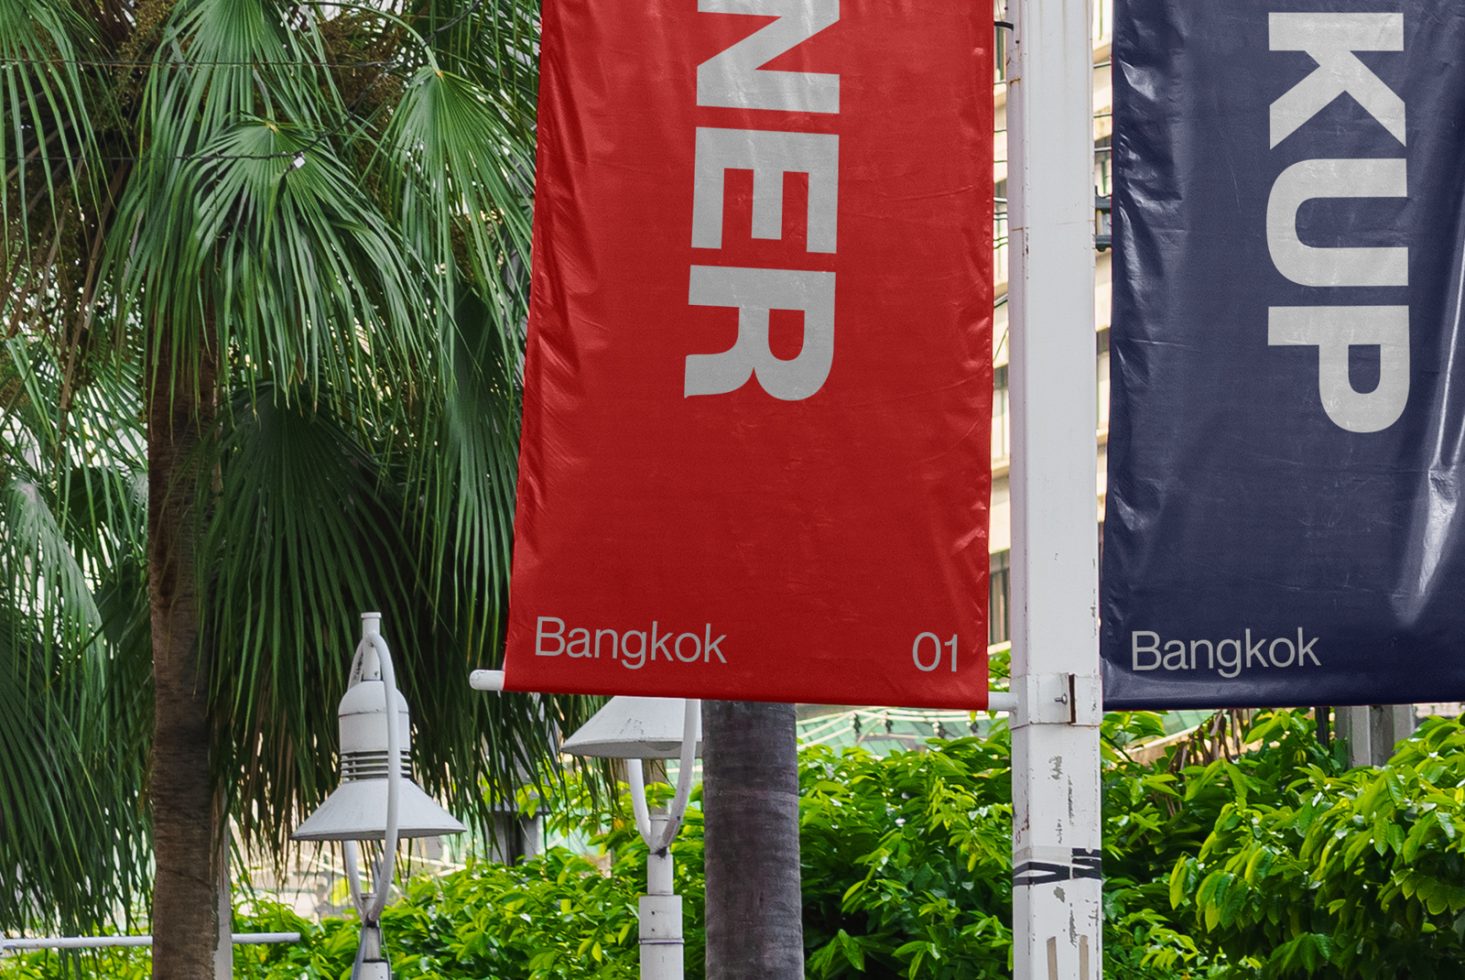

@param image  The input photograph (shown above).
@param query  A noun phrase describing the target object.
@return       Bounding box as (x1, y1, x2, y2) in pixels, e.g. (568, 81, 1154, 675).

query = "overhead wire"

(1, 56, 397, 68)
(1, 48, 407, 165)
(0, 0, 487, 166)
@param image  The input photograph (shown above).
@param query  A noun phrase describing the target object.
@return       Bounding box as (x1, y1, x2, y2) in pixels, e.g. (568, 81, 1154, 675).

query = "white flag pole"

(1006, 0, 1103, 975)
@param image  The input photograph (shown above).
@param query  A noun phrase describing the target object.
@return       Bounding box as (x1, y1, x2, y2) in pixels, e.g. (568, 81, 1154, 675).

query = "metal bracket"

(1015, 673, 1102, 727)
(1069, 672, 1103, 727)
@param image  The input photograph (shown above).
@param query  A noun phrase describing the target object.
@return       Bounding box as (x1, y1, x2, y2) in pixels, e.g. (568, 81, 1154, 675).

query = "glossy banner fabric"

(502, 0, 992, 706)
(1104, 0, 1465, 708)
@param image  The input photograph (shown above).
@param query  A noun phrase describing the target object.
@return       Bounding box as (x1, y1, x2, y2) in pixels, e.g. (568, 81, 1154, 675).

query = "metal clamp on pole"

(1067, 673, 1103, 728)
(1013, 673, 1101, 728)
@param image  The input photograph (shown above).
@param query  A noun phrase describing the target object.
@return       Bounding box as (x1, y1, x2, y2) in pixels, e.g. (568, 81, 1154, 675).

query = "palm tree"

(703, 700, 805, 978)
(1, 0, 591, 973)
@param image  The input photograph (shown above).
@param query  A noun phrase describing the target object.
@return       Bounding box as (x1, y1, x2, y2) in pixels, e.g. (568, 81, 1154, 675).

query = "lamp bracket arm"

(626, 758, 655, 844)
(652, 699, 701, 852)
(362, 631, 401, 923)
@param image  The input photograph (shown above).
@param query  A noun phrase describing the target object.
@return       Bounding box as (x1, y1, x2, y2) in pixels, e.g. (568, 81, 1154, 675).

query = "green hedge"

(11, 710, 1465, 978)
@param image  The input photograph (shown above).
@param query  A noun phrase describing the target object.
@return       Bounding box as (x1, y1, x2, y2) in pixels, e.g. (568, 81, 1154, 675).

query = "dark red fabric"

(504, 0, 993, 707)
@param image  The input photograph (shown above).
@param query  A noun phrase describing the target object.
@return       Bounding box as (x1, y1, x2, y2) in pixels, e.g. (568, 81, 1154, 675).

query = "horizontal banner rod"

(1, 933, 300, 952)
(469, 670, 1018, 713)
(987, 691, 1018, 712)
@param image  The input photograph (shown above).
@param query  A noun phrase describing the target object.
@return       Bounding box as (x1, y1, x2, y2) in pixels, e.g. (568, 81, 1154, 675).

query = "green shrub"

(13, 709, 1465, 979)
(799, 730, 1014, 977)
(1174, 714, 1465, 979)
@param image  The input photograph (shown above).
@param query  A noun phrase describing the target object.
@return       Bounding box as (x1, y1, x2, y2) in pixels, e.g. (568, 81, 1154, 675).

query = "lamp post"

(563, 696, 701, 980)
(294, 614, 465, 980)
(473, 671, 701, 980)
(1008, 0, 1104, 971)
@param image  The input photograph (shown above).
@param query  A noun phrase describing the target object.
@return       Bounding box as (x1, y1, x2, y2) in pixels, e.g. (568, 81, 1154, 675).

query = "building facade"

(986, 0, 1114, 649)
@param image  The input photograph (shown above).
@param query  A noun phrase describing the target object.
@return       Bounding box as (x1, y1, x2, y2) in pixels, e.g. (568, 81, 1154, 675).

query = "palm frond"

(203, 388, 593, 857)
(1, 473, 103, 650)
(204, 390, 417, 853)
(0, 342, 151, 934)
(378, 63, 533, 645)
(411, 290, 521, 652)
(418, 0, 541, 113)
(108, 0, 456, 407)
(0, 618, 148, 934)
(0, 0, 105, 249)
(0, 342, 111, 658)
(197, 121, 428, 400)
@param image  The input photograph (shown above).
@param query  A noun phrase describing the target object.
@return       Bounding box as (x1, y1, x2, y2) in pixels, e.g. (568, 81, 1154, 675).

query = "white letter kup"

(1270, 306, 1410, 433)
(1297, 629, 1322, 666)
(1270, 13, 1405, 147)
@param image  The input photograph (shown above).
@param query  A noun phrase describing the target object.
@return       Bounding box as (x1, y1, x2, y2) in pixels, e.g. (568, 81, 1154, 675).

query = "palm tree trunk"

(146, 336, 222, 978)
(702, 700, 804, 979)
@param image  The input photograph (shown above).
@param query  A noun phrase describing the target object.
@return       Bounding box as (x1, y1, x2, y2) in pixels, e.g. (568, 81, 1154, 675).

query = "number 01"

(912, 632, 959, 672)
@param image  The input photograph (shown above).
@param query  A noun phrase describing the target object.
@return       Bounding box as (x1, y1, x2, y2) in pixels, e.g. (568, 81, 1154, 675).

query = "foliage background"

(0, 0, 610, 944)
(12, 707, 1465, 978)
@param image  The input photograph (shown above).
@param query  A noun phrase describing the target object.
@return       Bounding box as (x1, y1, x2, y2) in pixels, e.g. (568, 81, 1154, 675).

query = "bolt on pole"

(1006, 0, 1104, 975)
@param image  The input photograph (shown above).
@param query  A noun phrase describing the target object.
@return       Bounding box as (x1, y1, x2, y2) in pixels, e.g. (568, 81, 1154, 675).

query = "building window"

(1096, 329, 1110, 430)
(1093, 0, 1112, 46)
(1095, 135, 1112, 197)
(995, 179, 1008, 244)
(989, 550, 1011, 646)
(994, 1, 1008, 83)
(992, 364, 1010, 461)
(994, 178, 1009, 285)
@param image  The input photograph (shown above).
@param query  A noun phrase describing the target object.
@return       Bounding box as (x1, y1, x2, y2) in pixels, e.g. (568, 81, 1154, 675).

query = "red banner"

(503, 0, 993, 707)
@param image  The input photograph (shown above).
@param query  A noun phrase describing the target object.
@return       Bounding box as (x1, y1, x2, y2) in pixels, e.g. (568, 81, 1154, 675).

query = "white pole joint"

(646, 815, 675, 895)
(638, 894, 685, 980)
(638, 894, 684, 941)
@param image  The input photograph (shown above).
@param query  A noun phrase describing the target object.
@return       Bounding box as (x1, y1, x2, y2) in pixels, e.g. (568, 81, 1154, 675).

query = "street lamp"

(563, 696, 702, 980)
(295, 613, 465, 980)
(468, 674, 702, 979)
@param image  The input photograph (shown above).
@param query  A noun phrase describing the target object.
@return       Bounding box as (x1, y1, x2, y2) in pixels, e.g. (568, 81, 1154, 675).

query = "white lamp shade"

(292, 658, 465, 843)
(293, 778, 465, 842)
(561, 697, 702, 760)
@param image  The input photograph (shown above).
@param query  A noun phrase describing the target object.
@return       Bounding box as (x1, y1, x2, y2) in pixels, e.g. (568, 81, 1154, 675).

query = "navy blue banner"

(1103, 0, 1465, 708)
